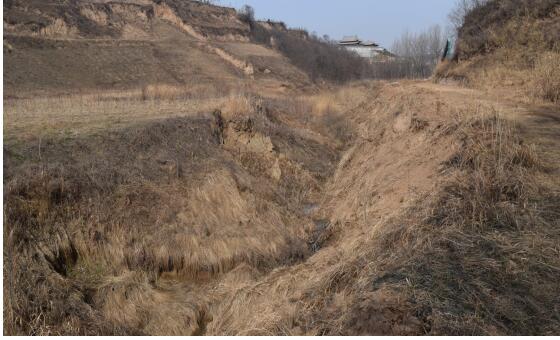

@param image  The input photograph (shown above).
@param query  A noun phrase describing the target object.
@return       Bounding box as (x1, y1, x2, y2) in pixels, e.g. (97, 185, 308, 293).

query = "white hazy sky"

(218, 0, 457, 48)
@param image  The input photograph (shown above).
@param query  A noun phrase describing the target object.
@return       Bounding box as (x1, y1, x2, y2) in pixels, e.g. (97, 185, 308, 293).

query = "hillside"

(3, 0, 312, 97)
(436, 0, 560, 103)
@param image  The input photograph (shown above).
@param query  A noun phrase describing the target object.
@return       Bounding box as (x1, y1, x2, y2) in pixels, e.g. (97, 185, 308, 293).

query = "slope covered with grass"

(435, 0, 560, 103)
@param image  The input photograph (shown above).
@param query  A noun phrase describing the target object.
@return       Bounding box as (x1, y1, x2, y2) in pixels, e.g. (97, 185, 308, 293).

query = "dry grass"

(3, 87, 339, 335)
(433, 60, 469, 84)
(300, 82, 378, 147)
(220, 93, 260, 120)
(435, 0, 560, 104)
(306, 81, 377, 115)
(309, 95, 337, 116)
(434, 53, 560, 104)
(355, 110, 559, 335)
(531, 52, 560, 103)
(199, 91, 559, 335)
(140, 83, 227, 101)
(4, 81, 559, 335)
(3, 85, 232, 142)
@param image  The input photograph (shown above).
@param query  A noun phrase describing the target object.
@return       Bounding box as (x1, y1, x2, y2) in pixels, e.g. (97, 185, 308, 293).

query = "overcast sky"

(218, 0, 457, 48)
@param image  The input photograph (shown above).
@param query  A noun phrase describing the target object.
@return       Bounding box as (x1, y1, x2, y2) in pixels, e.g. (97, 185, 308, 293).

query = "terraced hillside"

(3, 0, 311, 97)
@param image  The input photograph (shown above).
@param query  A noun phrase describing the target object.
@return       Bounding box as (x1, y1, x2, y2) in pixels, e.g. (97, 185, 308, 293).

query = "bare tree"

(427, 25, 446, 60)
(448, 0, 489, 33)
(237, 5, 255, 25)
(391, 25, 447, 78)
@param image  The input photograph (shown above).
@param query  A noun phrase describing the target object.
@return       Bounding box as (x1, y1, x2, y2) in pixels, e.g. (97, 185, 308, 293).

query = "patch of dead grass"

(531, 52, 560, 103)
(220, 93, 261, 121)
(3, 87, 231, 142)
(359, 109, 559, 335)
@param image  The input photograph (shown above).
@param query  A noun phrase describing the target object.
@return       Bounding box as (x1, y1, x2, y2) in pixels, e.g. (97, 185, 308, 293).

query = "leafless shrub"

(448, 0, 489, 34)
(237, 5, 255, 26)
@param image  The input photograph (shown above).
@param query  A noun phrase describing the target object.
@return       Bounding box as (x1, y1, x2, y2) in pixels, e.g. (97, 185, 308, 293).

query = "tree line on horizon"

(229, 0, 489, 81)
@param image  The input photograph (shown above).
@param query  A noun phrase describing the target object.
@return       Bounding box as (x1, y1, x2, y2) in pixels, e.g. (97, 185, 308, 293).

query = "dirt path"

(416, 82, 560, 178)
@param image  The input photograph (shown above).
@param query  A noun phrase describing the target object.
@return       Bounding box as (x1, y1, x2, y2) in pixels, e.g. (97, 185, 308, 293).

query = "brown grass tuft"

(220, 94, 260, 120)
(141, 83, 227, 101)
(531, 52, 560, 103)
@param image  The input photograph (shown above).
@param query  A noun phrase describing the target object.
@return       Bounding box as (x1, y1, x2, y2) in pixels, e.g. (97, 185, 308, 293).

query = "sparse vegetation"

(457, 0, 560, 59)
(448, 0, 489, 35)
(140, 83, 228, 101)
(435, 0, 560, 102)
(249, 22, 373, 83)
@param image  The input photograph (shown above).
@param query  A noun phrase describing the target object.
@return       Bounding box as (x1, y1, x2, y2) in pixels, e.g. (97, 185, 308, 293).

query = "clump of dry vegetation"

(220, 93, 260, 120)
(531, 52, 560, 103)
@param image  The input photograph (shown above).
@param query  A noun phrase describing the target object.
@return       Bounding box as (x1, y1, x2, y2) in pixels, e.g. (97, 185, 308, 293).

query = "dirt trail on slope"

(416, 82, 560, 171)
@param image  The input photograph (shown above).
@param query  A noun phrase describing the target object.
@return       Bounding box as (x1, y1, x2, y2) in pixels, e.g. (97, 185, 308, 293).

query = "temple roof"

(360, 40, 379, 47)
(339, 36, 381, 47)
(341, 35, 359, 42)
(339, 35, 360, 44)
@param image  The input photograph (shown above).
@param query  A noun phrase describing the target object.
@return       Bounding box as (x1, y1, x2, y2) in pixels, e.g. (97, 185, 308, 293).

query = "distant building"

(339, 35, 394, 61)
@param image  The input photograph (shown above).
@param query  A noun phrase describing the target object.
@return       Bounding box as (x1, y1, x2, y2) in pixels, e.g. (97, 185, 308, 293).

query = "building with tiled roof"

(338, 35, 392, 60)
